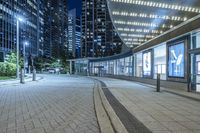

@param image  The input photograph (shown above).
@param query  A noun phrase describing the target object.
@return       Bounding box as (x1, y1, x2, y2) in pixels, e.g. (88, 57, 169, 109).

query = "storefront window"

(192, 31, 200, 49)
(135, 53, 142, 77)
(117, 58, 125, 75)
(154, 44, 166, 80)
(168, 42, 185, 78)
(93, 62, 99, 74)
(108, 60, 114, 75)
(143, 51, 152, 77)
(102, 61, 108, 75)
(125, 56, 133, 76)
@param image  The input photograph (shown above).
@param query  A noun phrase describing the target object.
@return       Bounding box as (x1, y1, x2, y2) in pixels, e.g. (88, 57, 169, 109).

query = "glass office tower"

(44, 0, 68, 59)
(81, 0, 124, 58)
(0, 0, 43, 59)
(68, 9, 81, 59)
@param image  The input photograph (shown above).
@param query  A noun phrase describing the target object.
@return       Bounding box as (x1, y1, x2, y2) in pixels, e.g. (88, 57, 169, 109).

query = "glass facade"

(191, 30, 200, 92)
(0, 0, 42, 57)
(135, 53, 142, 77)
(43, 0, 68, 58)
(192, 31, 200, 49)
(87, 41, 176, 80)
(81, 0, 123, 58)
(154, 44, 166, 80)
(68, 9, 81, 59)
(75, 59, 88, 75)
(124, 56, 132, 76)
(74, 25, 200, 92)
(88, 54, 133, 76)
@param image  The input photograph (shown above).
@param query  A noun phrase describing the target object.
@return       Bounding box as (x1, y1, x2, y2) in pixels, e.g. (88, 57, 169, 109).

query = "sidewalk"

(126, 79, 200, 102)
(95, 77, 200, 133)
(0, 74, 43, 86)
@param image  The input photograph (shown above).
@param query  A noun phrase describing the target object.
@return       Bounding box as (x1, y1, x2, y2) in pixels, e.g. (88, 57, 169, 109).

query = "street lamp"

(57, 59, 60, 63)
(23, 41, 29, 74)
(16, 15, 25, 79)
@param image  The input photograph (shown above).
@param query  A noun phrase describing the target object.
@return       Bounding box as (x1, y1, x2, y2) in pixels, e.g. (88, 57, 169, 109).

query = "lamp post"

(23, 41, 29, 74)
(16, 16, 24, 79)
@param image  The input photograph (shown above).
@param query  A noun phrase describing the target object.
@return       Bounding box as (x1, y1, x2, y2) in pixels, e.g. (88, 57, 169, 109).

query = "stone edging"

(93, 81, 115, 133)
(93, 79, 128, 133)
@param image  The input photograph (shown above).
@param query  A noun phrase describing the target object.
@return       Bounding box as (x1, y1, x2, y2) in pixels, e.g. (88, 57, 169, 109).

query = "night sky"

(68, 0, 82, 16)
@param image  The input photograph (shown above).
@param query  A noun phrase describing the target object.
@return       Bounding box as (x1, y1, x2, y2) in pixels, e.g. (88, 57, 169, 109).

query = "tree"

(6, 52, 23, 68)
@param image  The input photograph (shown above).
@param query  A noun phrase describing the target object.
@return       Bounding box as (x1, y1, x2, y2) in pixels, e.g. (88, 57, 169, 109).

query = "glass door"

(196, 55, 200, 92)
(190, 54, 200, 92)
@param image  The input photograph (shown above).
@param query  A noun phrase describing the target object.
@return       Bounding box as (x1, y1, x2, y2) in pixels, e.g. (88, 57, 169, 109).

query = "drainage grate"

(99, 80, 152, 133)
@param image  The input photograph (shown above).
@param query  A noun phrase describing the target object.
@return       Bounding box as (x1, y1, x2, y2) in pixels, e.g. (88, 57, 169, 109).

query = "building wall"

(44, 0, 68, 59)
(37, 0, 45, 56)
(0, 0, 41, 58)
(68, 9, 81, 59)
(81, 0, 124, 58)
(75, 26, 200, 92)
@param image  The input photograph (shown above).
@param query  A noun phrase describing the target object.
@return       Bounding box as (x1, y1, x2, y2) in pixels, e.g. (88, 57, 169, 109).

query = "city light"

(24, 41, 29, 46)
(111, 0, 200, 13)
(16, 15, 26, 22)
(112, 11, 187, 21)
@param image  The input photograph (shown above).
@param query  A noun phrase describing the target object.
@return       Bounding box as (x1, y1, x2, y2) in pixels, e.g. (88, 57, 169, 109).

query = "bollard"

(157, 73, 160, 92)
(20, 69, 25, 84)
(32, 69, 36, 81)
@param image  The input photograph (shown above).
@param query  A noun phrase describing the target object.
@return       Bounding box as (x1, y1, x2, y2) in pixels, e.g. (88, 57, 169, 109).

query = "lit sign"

(198, 62, 200, 74)
(168, 43, 184, 77)
(143, 51, 151, 76)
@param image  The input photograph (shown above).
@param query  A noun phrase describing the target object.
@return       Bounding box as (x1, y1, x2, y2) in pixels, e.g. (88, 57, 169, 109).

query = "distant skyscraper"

(68, 9, 81, 59)
(0, 0, 43, 59)
(37, 0, 45, 56)
(81, 0, 123, 58)
(44, 0, 68, 59)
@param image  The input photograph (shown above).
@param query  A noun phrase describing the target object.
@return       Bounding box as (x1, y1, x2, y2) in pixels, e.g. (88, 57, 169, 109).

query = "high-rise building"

(0, 0, 43, 60)
(43, 0, 68, 59)
(68, 9, 81, 59)
(37, 0, 45, 56)
(81, 0, 124, 58)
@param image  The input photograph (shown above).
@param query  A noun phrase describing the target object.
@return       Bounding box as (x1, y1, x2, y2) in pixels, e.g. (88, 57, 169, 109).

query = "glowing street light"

(16, 15, 25, 78)
(23, 41, 29, 74)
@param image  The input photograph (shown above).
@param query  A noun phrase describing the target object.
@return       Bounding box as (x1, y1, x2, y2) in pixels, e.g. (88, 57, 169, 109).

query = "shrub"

(0, 62, 16, 76)
(0, 62, 6, 76)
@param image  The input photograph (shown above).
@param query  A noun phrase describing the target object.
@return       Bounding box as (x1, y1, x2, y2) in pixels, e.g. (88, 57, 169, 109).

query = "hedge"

(0, 62, 16, 76)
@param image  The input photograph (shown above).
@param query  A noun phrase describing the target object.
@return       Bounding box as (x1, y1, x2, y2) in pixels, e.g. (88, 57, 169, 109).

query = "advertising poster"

(198, 62, 200, 74)
(168, 43, 184, 77)
(143, 51, 151, 76)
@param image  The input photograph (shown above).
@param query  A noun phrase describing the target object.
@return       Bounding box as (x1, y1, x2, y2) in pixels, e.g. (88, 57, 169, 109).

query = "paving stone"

(0, 75, 99, 133)
(95, 77, 200, 133)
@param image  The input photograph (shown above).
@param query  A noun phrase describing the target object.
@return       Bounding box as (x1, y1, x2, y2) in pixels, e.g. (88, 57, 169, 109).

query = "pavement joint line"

(90, 77, 152, 133)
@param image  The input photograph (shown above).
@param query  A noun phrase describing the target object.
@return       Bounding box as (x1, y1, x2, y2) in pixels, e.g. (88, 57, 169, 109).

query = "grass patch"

(0, 76, 15, 80)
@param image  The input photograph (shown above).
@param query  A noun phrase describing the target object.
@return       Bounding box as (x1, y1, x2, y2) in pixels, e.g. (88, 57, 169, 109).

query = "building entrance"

(190, 54, 200, 92)
(196, 54, 200, 92)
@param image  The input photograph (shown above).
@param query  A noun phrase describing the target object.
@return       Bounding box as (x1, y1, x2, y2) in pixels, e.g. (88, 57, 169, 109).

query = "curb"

(94, 81, 115, 133)
(93, 78, 128, 133)
(0, 76, 44, 86)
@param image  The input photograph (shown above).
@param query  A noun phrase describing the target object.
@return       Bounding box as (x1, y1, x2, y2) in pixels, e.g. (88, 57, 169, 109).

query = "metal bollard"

(20, 69, 25, 84)
(32, 69, 36, 81)
(157, 73, 160, 92)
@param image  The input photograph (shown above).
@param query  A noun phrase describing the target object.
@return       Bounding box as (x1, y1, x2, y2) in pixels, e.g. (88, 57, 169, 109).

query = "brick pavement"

(0, 75, 99, 133)
(96, 77, 200, 133)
